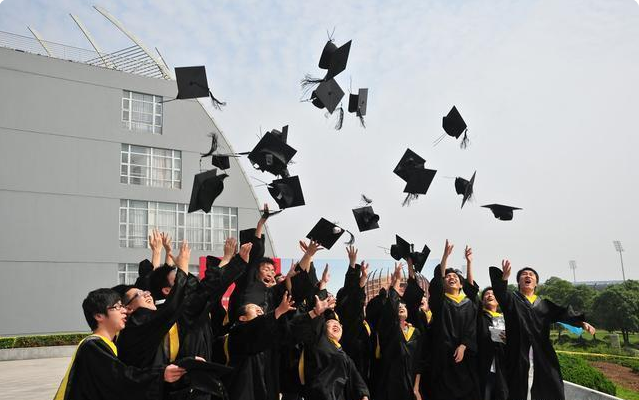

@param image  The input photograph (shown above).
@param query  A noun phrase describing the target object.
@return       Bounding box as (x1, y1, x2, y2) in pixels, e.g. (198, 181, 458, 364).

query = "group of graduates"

(55, 208, 596, 400)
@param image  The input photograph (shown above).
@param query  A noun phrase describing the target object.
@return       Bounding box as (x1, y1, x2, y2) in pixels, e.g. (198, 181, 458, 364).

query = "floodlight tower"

(612, 240, 626, 282)
(569, 260, 577, 283)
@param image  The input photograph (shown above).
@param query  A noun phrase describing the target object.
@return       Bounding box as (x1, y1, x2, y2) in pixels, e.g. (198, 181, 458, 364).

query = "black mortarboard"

(348, 88, 368, 116)
(176, 357, 233, 394)
(390, 235, 412, 261)
(352, 206, 379, 232)
(307, 218, 353, 250)
(410, 244, 431, 273)
(210, 155, 230, 170)
(267, 175, 305, 209)
(206, 255, 221, 269)
(403, 168, 437, 195)
(248, 132, 297, 176)
(175, 66, 225, 109)
(188, 169, 228, 213)
(455, 171, 476, 209)
(442, 106, 469, 148)
(482, 204, 522, 221)
(318, 40, 338, 69)
(324, 40, 351, 80)
(311, 78, 344, 114)
(271, 125, 288, 144)
(394, 149, 426, 182)
(239, 228, 257, 246)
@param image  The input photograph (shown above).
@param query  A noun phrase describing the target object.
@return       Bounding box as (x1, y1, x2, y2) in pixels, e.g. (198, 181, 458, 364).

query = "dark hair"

(444, 268, 464, 283)
(111, 284, 135, 302)
(149, 265, 175, 300)
(516, 267, 540, 285)
(82, 288, 121, 331)
(258, 257, 275, 267)
(481, 286, 494, 299)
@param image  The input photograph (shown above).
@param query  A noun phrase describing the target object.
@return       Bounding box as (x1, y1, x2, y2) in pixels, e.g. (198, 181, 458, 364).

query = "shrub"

(558, 353, 616, 396)
(0, 333, 87, 349)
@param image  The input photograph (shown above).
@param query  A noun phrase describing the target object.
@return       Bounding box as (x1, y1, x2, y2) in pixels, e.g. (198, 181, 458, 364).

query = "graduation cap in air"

(311, 78, 345, 114)
(441, 106, 469, 148)
(248, 132, 297, 177)
(402, 168, 437, 206)
(352, 206, 380, 232)
(348, 88, 368, 127)
(482, 204, 522, 221)
(175, 66, 226, 110)
(303, 39, 352, 90)
(390, 235, 412, 261)
(188, 169, 228, 213)
(176, 357, 233, 394)
(199, 132, 245, 171)
(270, 125, 289, 144)
(267, 175, 305, 209)
(409, 244, 431, 273)
(455, 171, 476, 209)
(394, 149, 426, 182)
(307, 218, 354, 250)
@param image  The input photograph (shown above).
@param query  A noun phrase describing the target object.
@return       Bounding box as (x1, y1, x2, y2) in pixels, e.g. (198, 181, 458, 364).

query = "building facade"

(0, 40, 274, 335)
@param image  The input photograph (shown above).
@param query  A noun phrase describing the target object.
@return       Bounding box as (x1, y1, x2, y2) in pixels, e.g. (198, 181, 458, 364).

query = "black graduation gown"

(293, 313, 370, 400)
(403, 277, 433, 400)
(476, 309, 508, 400)
(363, 288, 386, 399)
(54, 335, 164, 400)
(335, 264, 373, 386)
(428, 269, 480, 400)
(489, 267, 585, 400)
(376, 287, 422, 400)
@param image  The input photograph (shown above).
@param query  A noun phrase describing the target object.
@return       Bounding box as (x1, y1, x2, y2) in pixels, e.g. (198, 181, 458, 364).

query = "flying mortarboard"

(307, 218, 354, 250)
(175, 66, 226, 109)
(390, 235, 412, 261)
(402, 168, 437, 206)
(352, 206, 379, 232)
(442, 106, 469, 148)
(348, 88, 368, 128)
(455, 171, 476, 209)
(394, 149, 426, 182)
(410, 244, 431, 273)
(311, 78, 345, 114)
(188, 169, 228, 213)
(248, 132, 297, 177)
(482, 204, 522, 221)
(267, 175, 305, 209)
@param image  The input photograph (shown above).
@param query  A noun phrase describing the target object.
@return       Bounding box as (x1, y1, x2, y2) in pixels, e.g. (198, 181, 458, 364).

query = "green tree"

(591, 280, 639, 346)
(538, 276, 575, 305)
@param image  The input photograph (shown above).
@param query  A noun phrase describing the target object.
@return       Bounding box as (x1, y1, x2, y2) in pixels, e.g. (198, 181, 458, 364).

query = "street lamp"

(613, 240, 626, 282)
(569, 260, 577, 283)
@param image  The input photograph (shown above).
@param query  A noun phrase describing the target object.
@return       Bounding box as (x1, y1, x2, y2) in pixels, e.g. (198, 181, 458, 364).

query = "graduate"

(376, 262, 422, 400)
(428, 241, 480, 400)
(334, 246, 373, 386)
(293, 294, 370, 400)
(489, 260, 596, 400)
(218, 291, 296, 400)
(54, 288, 185, 400)
(476, 287, 508, 400)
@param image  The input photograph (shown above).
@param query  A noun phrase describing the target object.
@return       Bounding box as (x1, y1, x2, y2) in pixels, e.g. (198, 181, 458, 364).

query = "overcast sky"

(1, 0, 637, 288)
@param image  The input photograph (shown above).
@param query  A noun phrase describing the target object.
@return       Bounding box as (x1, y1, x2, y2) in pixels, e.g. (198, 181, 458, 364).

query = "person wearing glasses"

(53, 288, 185, 400)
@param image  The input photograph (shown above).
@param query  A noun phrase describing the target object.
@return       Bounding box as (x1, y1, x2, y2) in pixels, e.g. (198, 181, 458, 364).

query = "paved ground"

(0, 357, 69, 400)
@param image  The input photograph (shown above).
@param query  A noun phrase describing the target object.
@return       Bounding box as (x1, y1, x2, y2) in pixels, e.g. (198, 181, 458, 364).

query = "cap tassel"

(402, 193, 419, 207)
(361, 194, 373, 205)
(460, 129, 470, 149)
(334, 106, 344, 130)
(357, 113, 366, 128)
(344, 230, 355, 246)
(300, 74, 324, 92)
(208, 91, 227, 110)
(200, 132, 219, 157)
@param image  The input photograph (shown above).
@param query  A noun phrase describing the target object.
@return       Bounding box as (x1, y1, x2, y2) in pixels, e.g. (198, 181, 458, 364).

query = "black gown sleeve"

(547, 300, 585, 327)
(489, 267, 514, 314)
(428, 265, 445, 314)
(347, 355, 371, 398)
(228, 312, 280, 355)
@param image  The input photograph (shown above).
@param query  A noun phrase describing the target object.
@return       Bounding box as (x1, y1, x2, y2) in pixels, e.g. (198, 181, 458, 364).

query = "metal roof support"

(69, 13, 114, 69)
(27, 26, 52, 56)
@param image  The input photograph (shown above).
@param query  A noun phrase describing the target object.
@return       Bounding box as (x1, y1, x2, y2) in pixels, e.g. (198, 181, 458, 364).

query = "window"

(118, 263, 138, 285)
(122, 90, 163, 134)
(120, 144, 181, 188)
(119, 200, 238, 252)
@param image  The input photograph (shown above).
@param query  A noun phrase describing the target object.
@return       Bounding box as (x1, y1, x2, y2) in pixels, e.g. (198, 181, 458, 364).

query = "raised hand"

(346, 245, 358, 267)
(465, 246, 473, 263)
(169, 240, 191, 273)
(391, 262, 404, 290)
(161, 232, 173, 252)
(582, 322, 596, 336)
(359, 262, 369, 288)
(223, 237, 238, 260)
(238, 242, 253, 264)
(321, 264, 330, 284)
(442, 239, 454, 261)
(259, 203, 270, 220)
(275, 291, 296, 319)
(149, 228, 162, 252)
(305, 240, 324, 257)
(501, 259, 512, 281)
(312, 295, 336, 317)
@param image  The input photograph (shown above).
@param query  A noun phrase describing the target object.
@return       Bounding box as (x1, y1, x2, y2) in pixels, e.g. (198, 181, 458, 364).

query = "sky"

(0, 0, 637, 291)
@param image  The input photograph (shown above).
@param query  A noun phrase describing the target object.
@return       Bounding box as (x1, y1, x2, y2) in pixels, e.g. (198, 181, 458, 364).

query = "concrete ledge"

(0, 345, 75, 361)
(565, 381, 622, 400)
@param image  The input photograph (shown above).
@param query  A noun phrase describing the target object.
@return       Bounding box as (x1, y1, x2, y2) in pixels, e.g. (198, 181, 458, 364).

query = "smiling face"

(125, 288, 156, 313)
(257, 262, 276, 286)
(518, 269, 538, 293)
(398, 302, 408, 321)
(239, 303, 264, 322)
(482, 289, 498, 310)
(326, 319, 343, 342)
(444, 271, 462, 294)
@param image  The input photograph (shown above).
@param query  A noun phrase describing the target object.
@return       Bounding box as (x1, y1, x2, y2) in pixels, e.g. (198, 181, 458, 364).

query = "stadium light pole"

(612, 240, 626, 282)
(569, 260, 577, 283)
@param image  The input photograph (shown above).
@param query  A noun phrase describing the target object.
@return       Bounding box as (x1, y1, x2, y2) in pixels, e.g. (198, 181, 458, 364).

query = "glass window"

(119, 200, 237, 251)
(120, 144, 181, 189)
(118, 264, 138, 285)
(121, 90, 163, 134)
